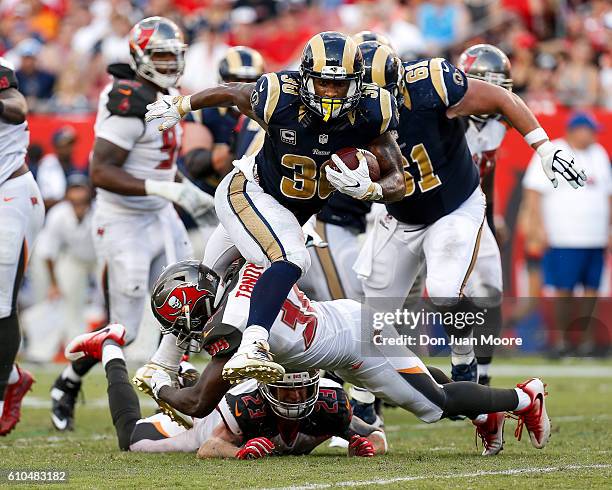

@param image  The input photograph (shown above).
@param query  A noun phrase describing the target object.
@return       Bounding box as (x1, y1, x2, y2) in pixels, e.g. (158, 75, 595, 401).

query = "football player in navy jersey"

(184, 46, 265, 196)
(354, 46, 587, 382)
(145, 31, 405, 385)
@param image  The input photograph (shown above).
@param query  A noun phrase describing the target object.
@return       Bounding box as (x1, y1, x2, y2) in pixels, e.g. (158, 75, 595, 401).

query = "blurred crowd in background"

(2, 0, 610, 361)
(1, 0, 612, 113)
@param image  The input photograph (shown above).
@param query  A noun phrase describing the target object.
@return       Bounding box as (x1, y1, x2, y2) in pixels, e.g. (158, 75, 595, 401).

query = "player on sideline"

(145, 31, 405, 385)
(64, 324, 385, 458)
(49, 17, 214, 431)
(104, 259, 550, 456)
(354, 44, 586, 383)
(0, 57, 45, 436)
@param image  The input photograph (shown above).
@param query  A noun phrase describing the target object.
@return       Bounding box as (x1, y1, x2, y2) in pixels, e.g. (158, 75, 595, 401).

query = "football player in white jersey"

(458, 44, 513, 385)
(78, 259, 552, 457)
(50, 17, 214, 432)
(62, 326, 384, 457)
(0, 57, 45, 436)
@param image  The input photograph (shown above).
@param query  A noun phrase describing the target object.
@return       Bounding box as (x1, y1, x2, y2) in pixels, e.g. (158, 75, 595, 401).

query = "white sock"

(478, 362, 490, 378)
(514, 388, 531, 411)
(450, 333, 475, 365)
(241, 325, 269, 347)
(8, 365, 19, 384)
(150, 334, 183, 372)
(102, 344, 124, 368)
(0, 401, 3, 414)
(62, 365, 82, 383)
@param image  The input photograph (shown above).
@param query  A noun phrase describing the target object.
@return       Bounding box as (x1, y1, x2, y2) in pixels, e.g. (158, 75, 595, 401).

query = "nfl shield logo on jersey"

(319, 134, 328, 144)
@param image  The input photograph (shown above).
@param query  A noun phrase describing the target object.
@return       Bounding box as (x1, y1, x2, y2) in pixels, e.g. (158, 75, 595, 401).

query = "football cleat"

(451, 358, 478, 383)
(132, 363, 193, 429)
(50, 376, 80, 431)
(222, 340, 285, 384)
(64, 324, 126, 362)
(512, 378, 550, 449)
(0, 365, 34, 436)
(473, 412, 505, 456)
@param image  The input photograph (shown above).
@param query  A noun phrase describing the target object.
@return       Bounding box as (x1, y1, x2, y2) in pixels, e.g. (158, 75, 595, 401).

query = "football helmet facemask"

(129, 16, 186, 89)
(151, 260, 220, 352)
(358, 40, 404, 102)
(218, 46, 265, 83)
(259, 370, 320, 420)
(457, 43, 512, 122)
(299, 31, 364, 122)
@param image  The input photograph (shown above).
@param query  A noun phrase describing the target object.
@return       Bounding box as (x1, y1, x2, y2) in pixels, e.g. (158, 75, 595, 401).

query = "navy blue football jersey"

(317, 193, 371, 234)
(185, 107, 240, 146)
(251, 71, 399, 225)
(385, 58, 480, 225)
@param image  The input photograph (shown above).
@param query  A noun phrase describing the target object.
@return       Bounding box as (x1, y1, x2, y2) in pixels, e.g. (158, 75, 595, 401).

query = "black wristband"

(0, 100, 4, 116)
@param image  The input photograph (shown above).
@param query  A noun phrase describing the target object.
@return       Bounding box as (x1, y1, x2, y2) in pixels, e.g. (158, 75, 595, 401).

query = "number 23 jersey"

(386, 58, 480, 225)
(251, 71, 399, 224)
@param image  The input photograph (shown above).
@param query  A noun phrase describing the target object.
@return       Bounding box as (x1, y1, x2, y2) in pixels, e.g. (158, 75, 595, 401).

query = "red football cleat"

(64, 324, 126, 362)
(0, 365, 35, 436)
(473, 412, 505, 456)
(512, 377, 550, 449)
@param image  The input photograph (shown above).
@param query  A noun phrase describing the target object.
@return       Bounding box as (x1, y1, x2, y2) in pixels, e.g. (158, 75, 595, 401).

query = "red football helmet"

(128, 16, 186, 89)
(151, 260, 220, 352)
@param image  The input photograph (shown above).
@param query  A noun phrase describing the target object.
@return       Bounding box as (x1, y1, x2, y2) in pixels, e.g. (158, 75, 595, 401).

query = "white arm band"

(524, 127, 549, 146)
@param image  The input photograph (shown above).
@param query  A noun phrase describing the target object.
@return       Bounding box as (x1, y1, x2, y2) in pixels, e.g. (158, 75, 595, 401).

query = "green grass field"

(1, 359, 611, 489)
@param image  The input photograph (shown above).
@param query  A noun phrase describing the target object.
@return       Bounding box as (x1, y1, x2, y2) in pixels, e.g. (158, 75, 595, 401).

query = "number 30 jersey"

(251, 71, 399, 225)
(201, 261, 361, 370)
(385, 58, 480, 225)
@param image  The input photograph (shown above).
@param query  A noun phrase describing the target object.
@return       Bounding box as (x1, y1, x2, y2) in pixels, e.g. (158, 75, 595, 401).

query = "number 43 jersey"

(386, 58, 480, 225)
(201, 261, 361, 370)
(251, 71, 399, 225)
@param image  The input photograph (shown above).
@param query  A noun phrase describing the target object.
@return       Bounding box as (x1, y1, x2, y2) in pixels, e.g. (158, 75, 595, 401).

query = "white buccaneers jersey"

(202, 262, 361, 371)
(0, 59, 28, 185)
(93, 83, 182, 212)
(464, 118, 507, 177)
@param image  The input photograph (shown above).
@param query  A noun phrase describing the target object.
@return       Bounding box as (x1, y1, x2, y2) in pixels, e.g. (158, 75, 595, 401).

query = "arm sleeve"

(251, 73, 280, 125)
(95, 115, 144, 151)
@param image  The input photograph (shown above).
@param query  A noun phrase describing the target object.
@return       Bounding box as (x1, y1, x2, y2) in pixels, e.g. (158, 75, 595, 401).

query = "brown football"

(327, 147, 381, 181)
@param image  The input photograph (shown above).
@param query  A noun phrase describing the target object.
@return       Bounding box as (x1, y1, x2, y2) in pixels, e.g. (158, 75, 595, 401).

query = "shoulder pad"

(106, 79, 157, 118)
(223, 386, 271, 435)
(0, 64, 18, 91)
(402, 58, 468, 111)
(358, 83, 399, 135)
(312, 385, 352, 433)
(251, 71, 300, 125)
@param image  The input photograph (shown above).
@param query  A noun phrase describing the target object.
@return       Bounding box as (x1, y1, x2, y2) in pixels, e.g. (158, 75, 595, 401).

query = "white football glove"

(302, 216, 328, 248)
(145, 94, 192, 131)
(145, 178, 214, 218)
(150, 369, 172, 398)
(537, 141, 587, 189)
(325, 152, 382, 201)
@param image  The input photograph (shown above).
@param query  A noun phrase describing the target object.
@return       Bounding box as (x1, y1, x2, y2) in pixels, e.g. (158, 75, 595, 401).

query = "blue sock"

(247, 261, 302, 331)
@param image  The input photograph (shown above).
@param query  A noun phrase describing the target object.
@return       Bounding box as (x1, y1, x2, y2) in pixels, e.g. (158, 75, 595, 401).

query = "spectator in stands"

(14, 38, 56, 109)
(36, 126, 80, 208)
(556, 37, 600, 108)
(522, 112, 611, 356)
(523, 53, 559, 115)
(182, 21, 229, 92)
(599, 52, 612, 109)
(416, 0, 470, 54)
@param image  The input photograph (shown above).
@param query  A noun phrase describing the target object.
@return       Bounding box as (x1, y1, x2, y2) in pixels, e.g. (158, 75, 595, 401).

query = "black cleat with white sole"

(50, 376, 81, 431)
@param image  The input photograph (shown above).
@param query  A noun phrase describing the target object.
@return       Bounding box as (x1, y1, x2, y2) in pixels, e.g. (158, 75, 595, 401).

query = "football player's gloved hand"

(150, 369, 172, 398)
(537, 141, 587, 189)
(235, 437, 275, 460)
(325, 153, 382, 201)
(302, 217, 327, 249)
(145, 94, 192, 131)
(348, 435, 376, 457)
(144, 178, 214, 218)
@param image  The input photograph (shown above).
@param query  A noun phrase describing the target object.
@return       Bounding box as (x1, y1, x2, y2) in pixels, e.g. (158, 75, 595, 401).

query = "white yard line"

(261, 464, 612, 490)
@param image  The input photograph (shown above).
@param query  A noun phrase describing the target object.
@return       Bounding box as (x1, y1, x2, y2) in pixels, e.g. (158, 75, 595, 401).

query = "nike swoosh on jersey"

(234, 401, 243, 417)
(3, 197, 15, 202)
